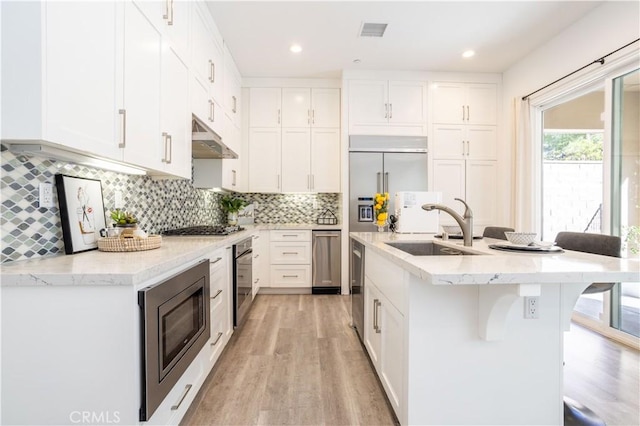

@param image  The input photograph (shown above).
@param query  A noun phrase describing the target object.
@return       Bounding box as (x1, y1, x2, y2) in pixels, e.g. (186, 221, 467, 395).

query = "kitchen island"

(350, 232, 639, 426)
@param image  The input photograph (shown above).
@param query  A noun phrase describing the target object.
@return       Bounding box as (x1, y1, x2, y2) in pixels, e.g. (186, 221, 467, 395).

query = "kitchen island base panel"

(406, 275, 564, 425)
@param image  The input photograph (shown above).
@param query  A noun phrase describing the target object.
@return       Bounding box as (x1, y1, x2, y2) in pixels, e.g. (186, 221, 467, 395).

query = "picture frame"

(55, 174, 107, 254)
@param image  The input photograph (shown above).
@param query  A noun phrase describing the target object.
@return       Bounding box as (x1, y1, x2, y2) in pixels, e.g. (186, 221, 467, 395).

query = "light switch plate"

(114, 190, 123, 208)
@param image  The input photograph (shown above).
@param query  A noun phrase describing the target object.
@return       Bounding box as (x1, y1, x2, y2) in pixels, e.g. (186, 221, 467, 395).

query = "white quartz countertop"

(351, 232, 640, 285)
(1, 224, 343, 287)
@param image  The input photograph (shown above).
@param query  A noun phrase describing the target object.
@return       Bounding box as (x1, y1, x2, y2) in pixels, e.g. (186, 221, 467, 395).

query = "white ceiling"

(206, 1, 603, 79)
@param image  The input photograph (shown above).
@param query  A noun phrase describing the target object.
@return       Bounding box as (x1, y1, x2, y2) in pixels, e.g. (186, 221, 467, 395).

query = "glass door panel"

(610, 68, 640, 338)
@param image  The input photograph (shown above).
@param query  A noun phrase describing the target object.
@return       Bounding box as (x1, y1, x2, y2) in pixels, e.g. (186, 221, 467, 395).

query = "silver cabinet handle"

(254, 254, 259, 259)
(282, 252, 299, 255)
(282, 234, 298, 237)
(210, 257, 222, 264)
(375, 300, 382, 334)
(466, 105, 470, 121)
(210, 289, 222, 299)
(373, 298, 379, 332)
(315, 234, 340, 237)
(307, 109, 311, 125)
(312, 109, 315, 124)
(384, 172, 389, 194)
(389, 103, 393, 119)
(171, 384, 192, 410)
(208, 100, 213, 121)
(462, 140, 466, 156)
(232, 95, 237, 113)
(283, 275, 299, 278)
(211, 101, 215, 122)
(162, 132, 169, 163)
(232, 169, 236, 186)
(211, 61, 215, 84)
(168, 0, 174, 25)
(384, 103, 388, 119)
(462, 105, 465, 121)
(163, 0, 173, 25)
(466, 140, 470, 156)
(277, 109, 281, 124)
(208, 60, 213, 83)
(211, 332, 223, 346)
(167, 134, 172, 164)
(118, 109, 126, 148)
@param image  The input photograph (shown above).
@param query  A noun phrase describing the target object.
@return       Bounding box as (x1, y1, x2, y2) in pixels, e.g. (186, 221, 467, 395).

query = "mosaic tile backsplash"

(0, 144, 340, 264)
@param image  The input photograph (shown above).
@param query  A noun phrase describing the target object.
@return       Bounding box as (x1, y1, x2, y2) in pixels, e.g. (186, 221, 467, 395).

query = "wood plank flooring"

(181, 295, 397, 426)
(182, 295, 640, 426)
(564, 323, 640, 426)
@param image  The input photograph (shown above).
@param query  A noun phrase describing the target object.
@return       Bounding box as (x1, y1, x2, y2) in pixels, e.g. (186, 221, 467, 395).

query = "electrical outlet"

(39, 183, 54, 208)
(114, 190, 123, 208)
(524, 296, 540, 319)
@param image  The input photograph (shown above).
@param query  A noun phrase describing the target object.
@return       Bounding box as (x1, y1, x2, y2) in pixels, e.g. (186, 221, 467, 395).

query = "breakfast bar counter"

(349, 232, 639, 425)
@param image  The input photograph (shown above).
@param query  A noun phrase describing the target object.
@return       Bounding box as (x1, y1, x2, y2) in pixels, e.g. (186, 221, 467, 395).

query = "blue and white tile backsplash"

(0, 144, 340, 264)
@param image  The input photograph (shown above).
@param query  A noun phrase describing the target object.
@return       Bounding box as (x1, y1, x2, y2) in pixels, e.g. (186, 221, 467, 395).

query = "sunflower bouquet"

(373, 192, 390, 226)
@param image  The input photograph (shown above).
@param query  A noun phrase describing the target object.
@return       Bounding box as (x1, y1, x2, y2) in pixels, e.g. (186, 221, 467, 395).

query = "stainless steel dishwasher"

(311, 230, 341, 294)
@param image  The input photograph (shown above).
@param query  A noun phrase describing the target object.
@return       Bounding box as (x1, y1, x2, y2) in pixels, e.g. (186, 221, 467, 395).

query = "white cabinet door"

(364, 277, 382, 367)
(269, 242, 311, 264)
(466, 84, 497, 125)
(44, 1, 120, 160)
(432, 159, 466, 223)
(270, 265, 311, 288)
(163, 0, 190, 63)
(223, 46, 241, 127)
(160, 45, 190, 178)
(348, 80, 388, 126)
(388, 81, 427, 125)
(311, 88, 341, 128)
(122, 1, 162, 170)
(249, 128, 281, 192)
(466, 126, 497, 160)
(466, 160, 497, 227)
(379, 294, 404, 417)
(249, 88, 282, 127)
(432, 125, 466, 159)
(311, 128, 341, 192)
(282, 88, 311, 127)
(281, 128, 311, 192)
(432, 82, 466, 124)
(191, 4, 223, 103)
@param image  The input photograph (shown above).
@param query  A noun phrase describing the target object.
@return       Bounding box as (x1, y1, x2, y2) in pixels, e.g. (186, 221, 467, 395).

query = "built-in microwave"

(138, 260, 210, 421)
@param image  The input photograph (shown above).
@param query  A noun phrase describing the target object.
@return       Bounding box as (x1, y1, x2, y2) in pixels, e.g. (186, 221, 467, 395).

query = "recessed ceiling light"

(462, 50, 475, 58)
(290, 44, 302, 53)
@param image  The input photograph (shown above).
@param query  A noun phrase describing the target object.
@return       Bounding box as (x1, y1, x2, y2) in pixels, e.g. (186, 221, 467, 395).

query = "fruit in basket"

(110, 209, 138, 226)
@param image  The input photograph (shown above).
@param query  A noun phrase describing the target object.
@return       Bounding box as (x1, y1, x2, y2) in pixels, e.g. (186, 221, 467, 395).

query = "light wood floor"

(182, 295, 640, 426)
(181, 294, 397, 426)
(564, 323, 640, 426)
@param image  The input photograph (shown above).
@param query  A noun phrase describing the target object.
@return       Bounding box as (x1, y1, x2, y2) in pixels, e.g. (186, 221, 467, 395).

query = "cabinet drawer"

(270, 230, 311, 242)
(209, 255, 227, 312)
(269, 242, 311, 264)
(270, 265, 311, 288)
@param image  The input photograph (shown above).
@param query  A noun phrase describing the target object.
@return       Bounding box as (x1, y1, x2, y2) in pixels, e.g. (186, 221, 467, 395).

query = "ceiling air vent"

(359, 22, 387, 38)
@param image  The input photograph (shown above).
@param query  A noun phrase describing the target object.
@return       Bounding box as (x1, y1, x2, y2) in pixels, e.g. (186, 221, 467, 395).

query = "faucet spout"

(422, 198, 474, 246)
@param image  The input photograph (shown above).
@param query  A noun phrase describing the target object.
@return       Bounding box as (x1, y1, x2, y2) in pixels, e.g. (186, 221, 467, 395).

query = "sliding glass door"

(610, 68, 640, 338)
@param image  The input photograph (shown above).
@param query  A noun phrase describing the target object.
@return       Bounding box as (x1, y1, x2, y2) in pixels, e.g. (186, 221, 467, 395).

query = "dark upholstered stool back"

(482, 226, 515, 240)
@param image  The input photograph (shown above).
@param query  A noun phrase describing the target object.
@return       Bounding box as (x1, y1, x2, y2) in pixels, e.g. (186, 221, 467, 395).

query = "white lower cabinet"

(252, 232, 267, 294)
(364, 250, 406, 424)
(267, 230, 312, 290)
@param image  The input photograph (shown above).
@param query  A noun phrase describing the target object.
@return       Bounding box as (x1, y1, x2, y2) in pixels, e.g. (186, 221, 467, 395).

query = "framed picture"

(55, 174, 107, 254)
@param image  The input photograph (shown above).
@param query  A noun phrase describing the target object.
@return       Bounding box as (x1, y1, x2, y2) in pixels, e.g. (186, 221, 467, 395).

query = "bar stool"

(554, 231, 621, 426)
(482, 226, 515, 240)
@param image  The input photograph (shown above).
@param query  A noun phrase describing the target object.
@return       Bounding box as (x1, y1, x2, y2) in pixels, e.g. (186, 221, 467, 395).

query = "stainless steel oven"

(233, 237, 253, 327)
(138, 260, 210, 421)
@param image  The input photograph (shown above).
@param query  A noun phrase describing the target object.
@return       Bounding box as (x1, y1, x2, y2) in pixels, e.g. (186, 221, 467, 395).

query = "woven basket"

(97, 235, 162, 252)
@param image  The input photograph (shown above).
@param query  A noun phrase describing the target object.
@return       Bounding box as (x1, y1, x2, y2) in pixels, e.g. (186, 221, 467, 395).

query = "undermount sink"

(385, 241, 477, 256)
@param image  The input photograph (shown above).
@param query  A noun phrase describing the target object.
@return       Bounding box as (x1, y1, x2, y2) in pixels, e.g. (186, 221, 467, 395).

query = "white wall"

(500, 1, 640, 229)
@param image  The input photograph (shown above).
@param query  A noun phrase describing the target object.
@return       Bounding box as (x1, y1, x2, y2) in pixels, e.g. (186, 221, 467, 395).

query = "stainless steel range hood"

(192, 115, 238, 159)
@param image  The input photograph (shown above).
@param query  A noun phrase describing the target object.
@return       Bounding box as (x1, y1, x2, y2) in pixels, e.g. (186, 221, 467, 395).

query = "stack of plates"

(488, 243, 563, 253)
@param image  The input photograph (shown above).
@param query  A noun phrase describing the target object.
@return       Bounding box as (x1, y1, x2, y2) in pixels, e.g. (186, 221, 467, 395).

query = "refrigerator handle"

(377, 172, 382, 193)
(384, 172, 389, 194)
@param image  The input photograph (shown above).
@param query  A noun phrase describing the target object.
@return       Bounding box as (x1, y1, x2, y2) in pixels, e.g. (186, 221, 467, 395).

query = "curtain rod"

(521, 38, 640, 101)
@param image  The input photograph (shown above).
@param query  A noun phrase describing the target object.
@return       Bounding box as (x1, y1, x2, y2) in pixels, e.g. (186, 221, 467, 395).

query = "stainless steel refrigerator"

(349, 135, 429, 232)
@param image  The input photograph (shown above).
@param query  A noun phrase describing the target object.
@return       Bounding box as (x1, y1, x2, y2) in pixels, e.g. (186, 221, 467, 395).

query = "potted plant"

(220, 195, 247, 225)
(109, 209, 138, 237)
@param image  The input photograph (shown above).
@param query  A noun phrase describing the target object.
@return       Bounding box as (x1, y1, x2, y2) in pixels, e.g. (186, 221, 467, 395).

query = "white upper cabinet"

(121, 1, 163, 171)
(281, 128, 311, 192)
(432, 125, 497, 160)
(223, 45, 242, 128)
(432, 82, 497, 125)
(281, 88, 340, 128)
(248, 128, 282, 192)
(1, 1, 121, 161)
(282, 89, 312, 127)
(249, 88, 282, 127)
(310, 128, 341, 192)
(349, 80, 427, 135)
(191, 3, 224, 105)
(132, 0, 189, 63)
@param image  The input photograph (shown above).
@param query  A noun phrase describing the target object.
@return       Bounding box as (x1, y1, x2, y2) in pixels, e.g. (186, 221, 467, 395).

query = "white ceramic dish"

(504, 232, 537, 246)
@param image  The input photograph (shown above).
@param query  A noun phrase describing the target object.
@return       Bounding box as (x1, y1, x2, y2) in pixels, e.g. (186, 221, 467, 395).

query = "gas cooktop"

(162, 225, 244, 236)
